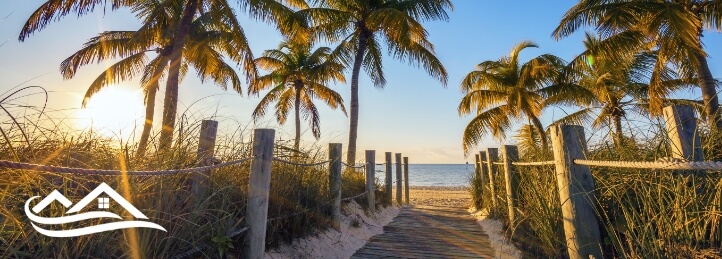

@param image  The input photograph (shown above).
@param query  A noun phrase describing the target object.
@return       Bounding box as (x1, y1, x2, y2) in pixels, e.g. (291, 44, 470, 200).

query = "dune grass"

(470, 124, 722, 258)
(0, 107, 386, 258)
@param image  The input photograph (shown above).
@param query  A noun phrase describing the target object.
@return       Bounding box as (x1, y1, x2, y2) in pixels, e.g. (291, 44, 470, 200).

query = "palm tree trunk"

(693, 51, 722, 128)
(613, 115, 623, 147)
(137, 57, 168, 157)
(347, 31, 369, 165)
(530, 116, 548, 151)
(294, 85, 302, 151)
(159, 0, 198, 149)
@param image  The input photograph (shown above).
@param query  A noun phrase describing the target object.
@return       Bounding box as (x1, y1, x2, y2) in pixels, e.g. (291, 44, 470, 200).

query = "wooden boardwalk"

(352, 205, 495, 258)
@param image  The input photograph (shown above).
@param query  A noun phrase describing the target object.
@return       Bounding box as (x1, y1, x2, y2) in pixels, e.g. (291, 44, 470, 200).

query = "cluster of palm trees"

(460, 0, 721, 155)
(19, 0, 452, 164)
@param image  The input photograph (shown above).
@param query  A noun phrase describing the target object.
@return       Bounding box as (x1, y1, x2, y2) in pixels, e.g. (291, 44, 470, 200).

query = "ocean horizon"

(373, 164, 474, 187)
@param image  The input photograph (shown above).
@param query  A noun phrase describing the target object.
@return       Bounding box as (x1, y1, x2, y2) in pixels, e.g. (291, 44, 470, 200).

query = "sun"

(75, 86, 146, 140)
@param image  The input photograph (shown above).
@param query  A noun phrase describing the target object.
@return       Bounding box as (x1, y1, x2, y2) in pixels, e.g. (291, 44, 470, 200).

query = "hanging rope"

(0, 156, 256, 176)
(272, 158, 331, 167)
(574, 159, 722, 170)
(511, 161, 555, 166)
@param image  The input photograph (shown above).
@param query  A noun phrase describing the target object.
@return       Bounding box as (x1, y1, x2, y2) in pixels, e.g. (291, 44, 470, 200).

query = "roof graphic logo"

(25, 182, 166, 237)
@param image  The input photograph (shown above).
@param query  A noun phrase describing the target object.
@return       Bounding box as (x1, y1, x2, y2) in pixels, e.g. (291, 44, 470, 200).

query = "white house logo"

(25, 183, 166, 237)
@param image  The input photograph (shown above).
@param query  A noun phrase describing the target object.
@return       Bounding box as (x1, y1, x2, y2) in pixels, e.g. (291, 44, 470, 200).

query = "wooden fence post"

(473, 154, 483, 209)
(502, 145, 519, 225)
(485, 149, 499, 211)
(395, 153, 402, 205)
(551, 124, 603, 259)
(246, 129, 275, 259)
(403, 157, 409, 205)
(194, 120, 217, 199)
(385, 152, 392, 204)
(663, 105, 703, 161)
(329, 143, 342, 230)
(365, 150, 376, 210)
(478, 151, 488, 209)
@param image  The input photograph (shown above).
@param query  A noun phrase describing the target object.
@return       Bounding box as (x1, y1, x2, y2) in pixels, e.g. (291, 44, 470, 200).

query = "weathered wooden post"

(329, 143, 342, 230)
(478, 151, 488, 209)
(385, 152, 392, 204)
(663, 105, 703, 161)
(502, 145, 520, 225)
(246, 129, 275, 259)
(551, 124, 603, 259)
(365, 150, 376, 210)
(473, 154, 483, 209)
(395, 153, 402, 205)
(485, 149, 498, 211)
(403, 157, 409, 205)
(194, 120, 217, 198)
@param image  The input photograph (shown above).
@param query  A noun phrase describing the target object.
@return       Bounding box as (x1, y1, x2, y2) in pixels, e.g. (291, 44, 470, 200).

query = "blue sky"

(1, 1, 721, 163)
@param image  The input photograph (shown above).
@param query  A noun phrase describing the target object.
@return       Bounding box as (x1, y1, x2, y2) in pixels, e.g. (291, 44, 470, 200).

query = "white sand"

(264, 201, 399, 259)
(468, 208, 522, 259)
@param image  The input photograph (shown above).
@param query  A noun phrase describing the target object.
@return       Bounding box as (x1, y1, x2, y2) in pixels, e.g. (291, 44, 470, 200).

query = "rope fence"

(272, 158, 331, 167)
(1, 122, 412, 258)
(0, 156, 255, 176)
(472, 106, 716, 258)
(342, 162, 366, 169)
(574, 159, 722, 170)
(341, 191, 368, 201)
(511, 160, 555, 166)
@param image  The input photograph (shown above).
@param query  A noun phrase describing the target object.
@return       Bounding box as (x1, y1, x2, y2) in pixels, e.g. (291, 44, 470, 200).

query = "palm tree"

(554, 32, 701, 147)
(20, 0, 307, 149)
(250, 40, 347, 150)
(18, 0, 136, 41)
(59, 1, 249, 155)
(553, 0, 722, 128)
(458, 41, 567, 155)
(302, 0, 452, 164)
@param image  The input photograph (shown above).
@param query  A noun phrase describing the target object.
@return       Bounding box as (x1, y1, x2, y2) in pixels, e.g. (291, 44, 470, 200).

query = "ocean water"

(372, 164, 474, 187)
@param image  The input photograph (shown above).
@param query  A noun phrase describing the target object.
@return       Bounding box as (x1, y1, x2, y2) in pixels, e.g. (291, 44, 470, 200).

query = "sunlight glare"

(75, 86, 145, 140)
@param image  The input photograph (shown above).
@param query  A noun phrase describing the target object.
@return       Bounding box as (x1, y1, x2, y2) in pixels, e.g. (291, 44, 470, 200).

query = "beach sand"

(403, 186, 471, 207)
(266, 186, 520, 259)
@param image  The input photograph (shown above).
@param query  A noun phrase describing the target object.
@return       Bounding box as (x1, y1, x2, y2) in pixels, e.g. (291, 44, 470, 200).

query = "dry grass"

(0, 91, 383, 258)
(470, 123, 722, 258)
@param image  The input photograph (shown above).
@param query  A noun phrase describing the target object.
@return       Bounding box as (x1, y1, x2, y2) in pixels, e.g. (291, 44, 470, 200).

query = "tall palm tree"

(458, 41, 567, 155)
(250, 40, 347, 150)
(302, 0, 452, 164)
(553, 0, 722, 128)
(20, 0, 307, 149)
(60, 1, 249, 155)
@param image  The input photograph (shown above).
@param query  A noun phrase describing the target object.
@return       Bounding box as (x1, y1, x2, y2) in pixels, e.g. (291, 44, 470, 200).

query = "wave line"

(30, 221, 166, 237)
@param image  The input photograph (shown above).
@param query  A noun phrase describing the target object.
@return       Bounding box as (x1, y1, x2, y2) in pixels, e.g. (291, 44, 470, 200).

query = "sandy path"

(266, 186, 520, 259)
(400, 186, 471, 207)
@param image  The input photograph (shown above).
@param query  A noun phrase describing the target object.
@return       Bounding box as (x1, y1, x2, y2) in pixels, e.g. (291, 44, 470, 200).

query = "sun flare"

(75, 86, 145, 140)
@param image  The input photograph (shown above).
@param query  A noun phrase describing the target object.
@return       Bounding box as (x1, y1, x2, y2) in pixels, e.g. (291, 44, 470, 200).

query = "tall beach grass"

(0, 101, 387, 258)
(471, 122, 722, 258)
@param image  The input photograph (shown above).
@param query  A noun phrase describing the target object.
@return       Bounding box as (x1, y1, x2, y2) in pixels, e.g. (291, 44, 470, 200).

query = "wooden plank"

(351, 205, 495, 258)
